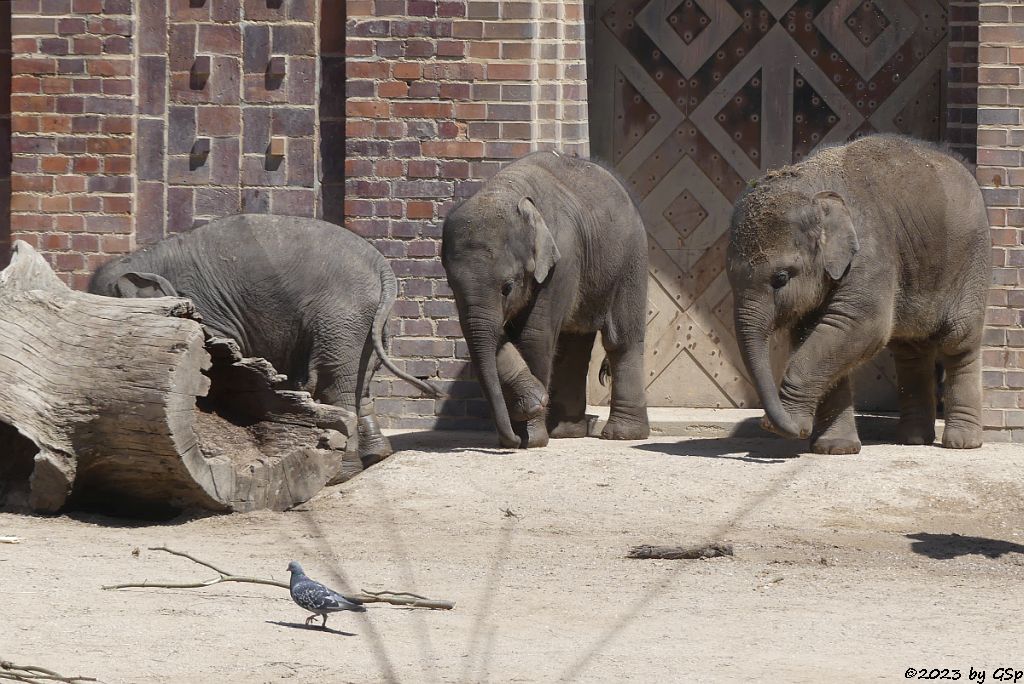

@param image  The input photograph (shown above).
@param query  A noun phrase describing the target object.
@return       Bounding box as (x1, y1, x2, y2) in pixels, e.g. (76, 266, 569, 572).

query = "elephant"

(726, 134, 990, 453)
(442, 150, 650, 448)
(89, 213, 440, 466)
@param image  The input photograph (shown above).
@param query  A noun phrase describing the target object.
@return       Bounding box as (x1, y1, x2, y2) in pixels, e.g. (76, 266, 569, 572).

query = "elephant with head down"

(442, 151, 650, 448)
(727, 135, 990, 453)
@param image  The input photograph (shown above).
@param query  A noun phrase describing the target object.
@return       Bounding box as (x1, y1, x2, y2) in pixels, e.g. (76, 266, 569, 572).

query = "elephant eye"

(770, 271, 790, 289)
(501, 281, 514, 297)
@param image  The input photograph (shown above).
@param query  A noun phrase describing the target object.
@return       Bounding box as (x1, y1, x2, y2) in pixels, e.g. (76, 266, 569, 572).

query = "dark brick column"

(0, 1, 11, 265)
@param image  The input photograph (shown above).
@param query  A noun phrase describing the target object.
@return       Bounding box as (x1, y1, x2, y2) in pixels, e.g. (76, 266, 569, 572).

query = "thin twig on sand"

(0, 659, 98, 683)
(102, 546, 455, 609)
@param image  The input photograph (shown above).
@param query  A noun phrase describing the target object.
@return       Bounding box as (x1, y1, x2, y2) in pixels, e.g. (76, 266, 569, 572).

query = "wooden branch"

(102, 546, 455, 610)
(355, 589, 455, 610)
(626, 542, 734, 560)
(0, 659, 98, 684)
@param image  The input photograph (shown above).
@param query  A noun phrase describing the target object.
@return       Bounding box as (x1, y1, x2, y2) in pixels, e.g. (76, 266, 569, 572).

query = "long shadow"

(386, 430, 514, 455)
(634, 437, 802, 463)
(906, 533, 1024, 560)
(266, 620, 356, 637)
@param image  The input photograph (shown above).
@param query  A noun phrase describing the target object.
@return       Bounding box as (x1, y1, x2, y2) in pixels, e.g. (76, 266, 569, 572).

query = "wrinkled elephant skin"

(727, 135, 990, 453)
(90, 214, 440, 467)
(442, 152, 651, 448)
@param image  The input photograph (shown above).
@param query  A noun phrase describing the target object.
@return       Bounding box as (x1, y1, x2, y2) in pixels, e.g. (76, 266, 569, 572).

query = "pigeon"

(287, 561, 366, 628)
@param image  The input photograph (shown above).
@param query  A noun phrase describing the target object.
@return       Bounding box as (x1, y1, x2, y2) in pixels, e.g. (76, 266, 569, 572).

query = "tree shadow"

(633, 437, 803, 463)
(906, 532, 1024, 560)
(266, 620, 356, 637)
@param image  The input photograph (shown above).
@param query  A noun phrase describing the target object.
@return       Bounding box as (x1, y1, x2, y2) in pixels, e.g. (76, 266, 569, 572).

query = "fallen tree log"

(0, 240, 356, 515)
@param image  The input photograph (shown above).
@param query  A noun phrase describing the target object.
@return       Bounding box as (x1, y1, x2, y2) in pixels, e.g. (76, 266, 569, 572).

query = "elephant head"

(726, 184, 859, 438)
(441, 191, 560, 448)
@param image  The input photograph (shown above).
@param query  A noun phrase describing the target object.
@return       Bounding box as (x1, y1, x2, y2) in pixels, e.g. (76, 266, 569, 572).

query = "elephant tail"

(598, 357, 611, 387)
(372, 265, 443, 397)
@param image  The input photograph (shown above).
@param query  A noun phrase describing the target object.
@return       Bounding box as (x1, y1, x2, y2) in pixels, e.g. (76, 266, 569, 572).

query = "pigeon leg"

(305, 614, 317, 626)
(321, 614, 329, 629)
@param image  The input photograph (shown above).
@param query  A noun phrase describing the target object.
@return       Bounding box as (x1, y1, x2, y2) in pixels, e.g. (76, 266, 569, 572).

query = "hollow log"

(0, 241, 356, 515)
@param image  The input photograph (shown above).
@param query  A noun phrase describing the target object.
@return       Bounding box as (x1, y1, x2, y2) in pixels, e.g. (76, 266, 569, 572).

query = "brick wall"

(7, 0, 324, 282)
(977, 0, 1024, 441)
(344, 0, 589, 428)
(9, 0, 135, 290)
(136, 0, 320, 243)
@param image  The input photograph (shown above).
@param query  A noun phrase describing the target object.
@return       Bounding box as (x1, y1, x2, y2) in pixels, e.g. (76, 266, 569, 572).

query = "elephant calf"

(89, 213, 439, 466)
(727, 135, 990, 453)
(442, 151, 650, 448)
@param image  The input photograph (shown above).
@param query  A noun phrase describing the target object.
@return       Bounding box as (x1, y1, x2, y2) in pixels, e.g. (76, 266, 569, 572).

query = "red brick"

(346, 100, 391, 118)
(392, 63, 422, 80)
(392, 101, 452, 118)
(407, 201, 434, 219)
(421, 141, 484, 158)
(378, 80, 409, 98)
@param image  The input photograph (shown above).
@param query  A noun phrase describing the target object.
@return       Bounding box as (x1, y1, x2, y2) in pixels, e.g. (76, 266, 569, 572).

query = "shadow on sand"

(266, 620, 356, 637)
(906, 532, 1024, 560)
(633, 437, 803, 463)
(386, 430, 515, 455)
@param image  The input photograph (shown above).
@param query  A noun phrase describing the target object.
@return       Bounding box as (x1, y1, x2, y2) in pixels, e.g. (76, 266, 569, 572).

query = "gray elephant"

(89, 213, 439, 466)
(442, 151, 650, 448)
(727, 135, 990, 453)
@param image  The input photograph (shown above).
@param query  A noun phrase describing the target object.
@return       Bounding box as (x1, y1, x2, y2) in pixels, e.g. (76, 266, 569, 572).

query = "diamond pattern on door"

(589, 0, 949, 409)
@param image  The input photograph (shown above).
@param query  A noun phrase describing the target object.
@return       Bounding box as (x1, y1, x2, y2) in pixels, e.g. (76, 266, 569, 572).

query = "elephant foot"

(507, 388, 548, 422)
(548, 416, 589, 439)
(513, 416, 549, 448)
(810, 437, 861, 455)
(600, 412, 650, 441)
(941, 423, 982, 449)
(358, 415, 393, 468)
(896, 420, 936, 446)
(760, 413, 813, 440)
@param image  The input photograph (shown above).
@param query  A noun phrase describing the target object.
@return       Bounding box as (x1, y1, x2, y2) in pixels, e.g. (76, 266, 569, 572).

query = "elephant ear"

(518, 197, 560, 284)
(115, 271, 178, 298)
(812, 191, 859, 281)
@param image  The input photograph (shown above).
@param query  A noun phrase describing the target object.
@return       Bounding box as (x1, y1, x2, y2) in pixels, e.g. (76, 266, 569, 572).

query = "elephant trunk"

(735, 303, 802, 439)
(463, 313, 520, 448)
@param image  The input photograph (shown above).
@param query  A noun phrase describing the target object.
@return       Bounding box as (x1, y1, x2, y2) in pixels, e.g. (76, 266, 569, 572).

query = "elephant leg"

(495, 341, 549, 448)
(546, 332, 596, 439)
(891, 341, 937, 445)
(599, 335, 649, 440)
(777, 311, 887, 440)
(496, 341, 548, 422)
(809, 376, 860, 454)
(938, 345, 983, 449)
(355, 342, 392, 468)
(314, 331, 392, 468)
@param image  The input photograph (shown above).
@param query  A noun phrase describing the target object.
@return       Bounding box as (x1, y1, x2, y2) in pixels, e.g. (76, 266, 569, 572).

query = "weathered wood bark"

(0, 241, 356, 514)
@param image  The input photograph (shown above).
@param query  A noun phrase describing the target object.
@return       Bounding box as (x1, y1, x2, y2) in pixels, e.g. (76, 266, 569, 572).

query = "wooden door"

(588, 0, 949, 409)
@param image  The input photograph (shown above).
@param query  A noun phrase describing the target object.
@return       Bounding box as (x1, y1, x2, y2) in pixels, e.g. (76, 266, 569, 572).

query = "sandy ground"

(2, 430, 1024, 683)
